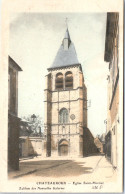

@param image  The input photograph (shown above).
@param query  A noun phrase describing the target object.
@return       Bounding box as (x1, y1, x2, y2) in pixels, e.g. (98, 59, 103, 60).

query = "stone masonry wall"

(45, 65, 88, 157)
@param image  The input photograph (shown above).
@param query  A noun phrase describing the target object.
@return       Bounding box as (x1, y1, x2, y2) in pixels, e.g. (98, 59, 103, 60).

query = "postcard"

(0, 0, 123, 193)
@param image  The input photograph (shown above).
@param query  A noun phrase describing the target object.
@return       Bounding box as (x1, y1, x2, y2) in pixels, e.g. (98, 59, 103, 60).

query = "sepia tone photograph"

(0, 0, 123, 193)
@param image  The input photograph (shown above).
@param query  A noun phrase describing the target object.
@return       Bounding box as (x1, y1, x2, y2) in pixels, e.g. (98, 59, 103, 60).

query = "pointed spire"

(63, 28, 71, 50)
(64, 18, 70, 40)
(64, 28, 71, 40)
(48, 19, 80, 69)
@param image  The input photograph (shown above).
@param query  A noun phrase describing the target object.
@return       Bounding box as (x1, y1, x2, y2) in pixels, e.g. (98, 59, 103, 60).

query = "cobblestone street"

(9, 155, 116, 182)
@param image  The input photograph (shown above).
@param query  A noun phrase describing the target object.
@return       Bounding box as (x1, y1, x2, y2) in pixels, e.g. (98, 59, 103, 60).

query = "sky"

(9, 13, 108, 137)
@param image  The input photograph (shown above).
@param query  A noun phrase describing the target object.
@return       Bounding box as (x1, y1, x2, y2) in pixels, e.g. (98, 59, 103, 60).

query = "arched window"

(65, 71, 73, 89)
(55, 73, 63, 90)
(59, 108, 68, 123)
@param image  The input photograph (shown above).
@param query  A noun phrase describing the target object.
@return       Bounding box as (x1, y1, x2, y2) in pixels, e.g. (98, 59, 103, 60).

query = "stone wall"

(19, 137, 45, 157)
(44, 65, 88, 157)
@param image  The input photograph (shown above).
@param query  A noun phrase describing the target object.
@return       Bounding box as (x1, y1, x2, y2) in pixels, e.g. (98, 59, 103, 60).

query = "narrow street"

(9, 155, 116, 182)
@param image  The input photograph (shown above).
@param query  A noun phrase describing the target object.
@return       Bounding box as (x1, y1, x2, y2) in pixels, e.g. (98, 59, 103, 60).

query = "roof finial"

(65, 17, 68, 29)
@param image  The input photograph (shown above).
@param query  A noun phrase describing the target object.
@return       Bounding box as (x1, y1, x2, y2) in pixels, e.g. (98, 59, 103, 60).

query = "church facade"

(44, 29, 88, 157)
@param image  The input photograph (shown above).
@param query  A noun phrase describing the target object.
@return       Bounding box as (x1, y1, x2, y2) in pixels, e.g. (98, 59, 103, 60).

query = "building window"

(59, 108, 68, 124)
(55, 73, 63, 90)
(65, 71, 73, 89)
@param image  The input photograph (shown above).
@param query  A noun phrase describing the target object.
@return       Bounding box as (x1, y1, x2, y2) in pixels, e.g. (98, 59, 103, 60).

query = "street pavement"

(8, 155, 117, 182)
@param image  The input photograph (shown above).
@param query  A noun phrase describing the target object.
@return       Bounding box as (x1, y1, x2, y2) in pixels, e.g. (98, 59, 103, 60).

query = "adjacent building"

(94, 137, 103, 153)
(19, 136, 45, 158)
(44, 28, 98, 157)
(104, 13, 119, 168)
(19, 118, 45, 158)
(8, 56, 22, 170)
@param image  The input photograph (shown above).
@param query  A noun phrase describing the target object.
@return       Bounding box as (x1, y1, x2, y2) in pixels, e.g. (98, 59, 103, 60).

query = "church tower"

(44, 28, 87, 157)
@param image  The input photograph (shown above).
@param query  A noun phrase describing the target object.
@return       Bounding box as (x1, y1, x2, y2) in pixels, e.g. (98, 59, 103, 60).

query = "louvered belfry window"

(59, 108, 68, 123)
(65, 71, 73, 89)
(55, 72, 63, 90)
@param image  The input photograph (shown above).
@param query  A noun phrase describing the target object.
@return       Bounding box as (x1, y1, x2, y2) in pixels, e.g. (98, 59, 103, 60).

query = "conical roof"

(64, 28, 71, 40)
(49, 29, 79, 69)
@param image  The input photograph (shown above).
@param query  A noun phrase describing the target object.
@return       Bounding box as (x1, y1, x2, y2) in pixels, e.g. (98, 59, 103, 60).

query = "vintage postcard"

(0, 0, 123, 193)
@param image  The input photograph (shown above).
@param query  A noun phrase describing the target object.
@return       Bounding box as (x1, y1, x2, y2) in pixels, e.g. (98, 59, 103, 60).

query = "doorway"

(58, 139, 68, 156)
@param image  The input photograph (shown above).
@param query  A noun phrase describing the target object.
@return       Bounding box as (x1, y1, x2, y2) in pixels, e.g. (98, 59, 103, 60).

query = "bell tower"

(44, 28, 87, 157)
